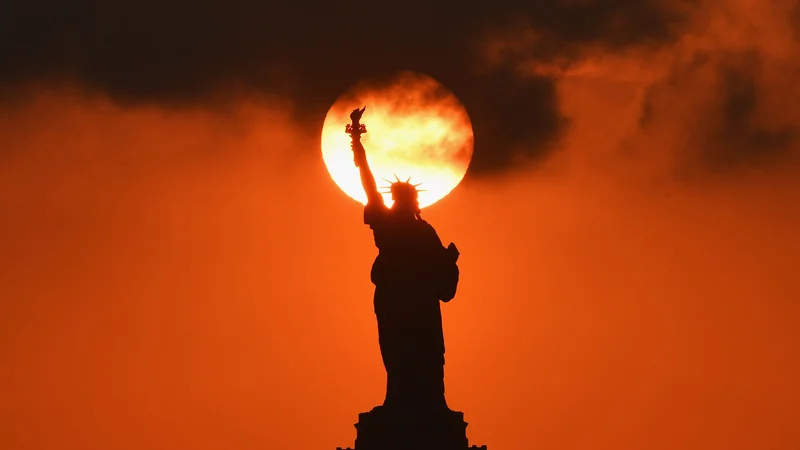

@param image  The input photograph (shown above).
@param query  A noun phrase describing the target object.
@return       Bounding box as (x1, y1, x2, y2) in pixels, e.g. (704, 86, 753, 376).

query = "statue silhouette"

(349, 106, 460, 414)
(337, 107, 483, 450)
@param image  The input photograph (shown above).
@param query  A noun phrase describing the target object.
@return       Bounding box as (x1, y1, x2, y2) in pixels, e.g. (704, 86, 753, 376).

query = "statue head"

(382, 175, 424, 216)
(390, 181, 420, 214)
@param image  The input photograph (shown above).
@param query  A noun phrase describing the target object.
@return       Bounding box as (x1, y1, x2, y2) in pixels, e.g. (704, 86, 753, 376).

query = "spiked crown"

(379, 174, 426, 202)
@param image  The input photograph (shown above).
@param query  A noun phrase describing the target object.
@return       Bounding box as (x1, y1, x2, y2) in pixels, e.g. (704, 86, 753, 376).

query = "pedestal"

(336, 405, 487, 450)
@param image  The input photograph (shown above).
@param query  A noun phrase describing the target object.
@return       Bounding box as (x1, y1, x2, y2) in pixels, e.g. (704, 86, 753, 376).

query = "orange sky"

(2, 1, 800, 448)
(0, 82, 798, 450)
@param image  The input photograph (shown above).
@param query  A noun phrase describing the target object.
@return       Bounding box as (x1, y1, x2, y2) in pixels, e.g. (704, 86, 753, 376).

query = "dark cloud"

(1, 0, 693, 175)
(635, 38, 799, 173)
(713, 55, 796, 167)
(637, 50, 798, 167)
(482, 0, 800, 177)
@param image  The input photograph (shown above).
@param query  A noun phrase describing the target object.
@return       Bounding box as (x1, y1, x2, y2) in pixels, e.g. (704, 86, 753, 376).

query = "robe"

(364, 201, 459, 411)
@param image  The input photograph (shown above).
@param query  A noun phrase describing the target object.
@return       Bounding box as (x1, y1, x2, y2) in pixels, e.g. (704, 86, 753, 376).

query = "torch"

(345, 106, 367, 167)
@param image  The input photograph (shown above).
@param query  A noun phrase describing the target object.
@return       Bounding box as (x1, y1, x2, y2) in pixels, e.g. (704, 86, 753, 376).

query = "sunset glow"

(321, 72, 474, 208)
(4, 0, 800, 448)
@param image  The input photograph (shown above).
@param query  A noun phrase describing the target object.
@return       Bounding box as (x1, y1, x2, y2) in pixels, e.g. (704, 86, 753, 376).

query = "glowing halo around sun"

(321, 71, 474, 209)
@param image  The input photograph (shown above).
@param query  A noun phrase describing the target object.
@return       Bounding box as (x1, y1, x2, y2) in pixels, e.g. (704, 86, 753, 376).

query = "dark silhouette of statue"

(349, 106, 460, 413)
(336, 107, 486, 450)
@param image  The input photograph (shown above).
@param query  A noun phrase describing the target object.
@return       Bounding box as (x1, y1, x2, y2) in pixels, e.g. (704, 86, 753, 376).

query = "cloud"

(480, 0, 800, 177)
(1, 0, 701, 176)
(2, 3, 799, 447)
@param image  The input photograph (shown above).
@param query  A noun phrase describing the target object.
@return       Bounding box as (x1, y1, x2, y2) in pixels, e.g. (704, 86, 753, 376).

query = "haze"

(2, 0, 799, 449)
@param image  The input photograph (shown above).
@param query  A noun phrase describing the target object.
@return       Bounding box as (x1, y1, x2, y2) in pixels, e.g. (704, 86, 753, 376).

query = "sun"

(321, 71, 473, 209)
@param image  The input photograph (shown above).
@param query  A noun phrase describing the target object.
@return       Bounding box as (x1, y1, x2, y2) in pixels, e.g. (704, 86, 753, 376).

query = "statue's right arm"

(352, 139, 384, 206)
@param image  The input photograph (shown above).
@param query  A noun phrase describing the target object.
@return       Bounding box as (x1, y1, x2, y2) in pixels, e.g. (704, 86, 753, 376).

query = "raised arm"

(348, 107, 384, 206)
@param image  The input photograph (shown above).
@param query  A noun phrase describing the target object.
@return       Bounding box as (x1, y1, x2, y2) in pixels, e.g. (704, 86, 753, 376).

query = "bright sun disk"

(321, 72, 474, 209)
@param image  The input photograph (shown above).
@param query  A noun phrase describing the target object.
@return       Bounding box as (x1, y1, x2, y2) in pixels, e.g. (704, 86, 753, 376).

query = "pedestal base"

(336, 405, 486, 450)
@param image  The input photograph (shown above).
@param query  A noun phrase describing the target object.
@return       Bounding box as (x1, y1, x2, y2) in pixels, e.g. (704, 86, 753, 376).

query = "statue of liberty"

(346, 106, 461, 414)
